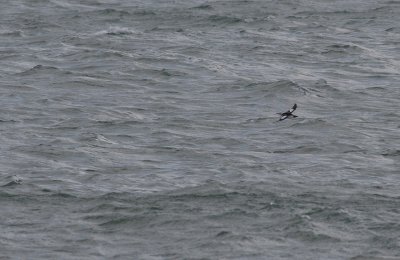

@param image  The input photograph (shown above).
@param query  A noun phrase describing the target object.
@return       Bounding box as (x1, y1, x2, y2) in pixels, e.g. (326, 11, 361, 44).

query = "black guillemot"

(277, 104, 298, 122)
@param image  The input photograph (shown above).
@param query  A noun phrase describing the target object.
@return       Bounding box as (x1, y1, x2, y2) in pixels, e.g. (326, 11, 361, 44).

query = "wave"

(1, 176, 22, 187)
(93, 26, 138, 36)
(244, 80, 309, 95)
(208, 15, 243, 24)
(192, 4, 213, 10)
(16, 64, 60, 76)
(94, 8, 131, 17)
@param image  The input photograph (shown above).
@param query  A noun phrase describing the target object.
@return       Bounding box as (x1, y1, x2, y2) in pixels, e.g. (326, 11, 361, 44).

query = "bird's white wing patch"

(289, 104, 297, 113)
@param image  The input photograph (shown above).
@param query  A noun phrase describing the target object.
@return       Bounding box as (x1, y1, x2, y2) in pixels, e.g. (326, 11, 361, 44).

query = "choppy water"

(1, 0, 400, 259)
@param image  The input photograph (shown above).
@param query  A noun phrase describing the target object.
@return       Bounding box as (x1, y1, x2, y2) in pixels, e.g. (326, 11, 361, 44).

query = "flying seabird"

(277, 104, 298, 122)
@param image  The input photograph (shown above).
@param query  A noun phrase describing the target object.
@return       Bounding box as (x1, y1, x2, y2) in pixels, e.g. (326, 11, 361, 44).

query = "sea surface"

(1, 0, 400, 259)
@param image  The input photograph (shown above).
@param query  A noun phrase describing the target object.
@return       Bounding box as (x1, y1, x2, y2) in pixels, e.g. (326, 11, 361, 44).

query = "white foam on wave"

(93, 26, 138, 36)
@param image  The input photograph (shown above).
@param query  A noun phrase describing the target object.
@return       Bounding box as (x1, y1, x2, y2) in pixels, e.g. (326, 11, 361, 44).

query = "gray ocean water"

(1, 0, 400, 259)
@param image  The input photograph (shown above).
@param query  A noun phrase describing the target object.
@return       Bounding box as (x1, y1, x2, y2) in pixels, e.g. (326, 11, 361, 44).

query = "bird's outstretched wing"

(289, 103, 297, 113)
